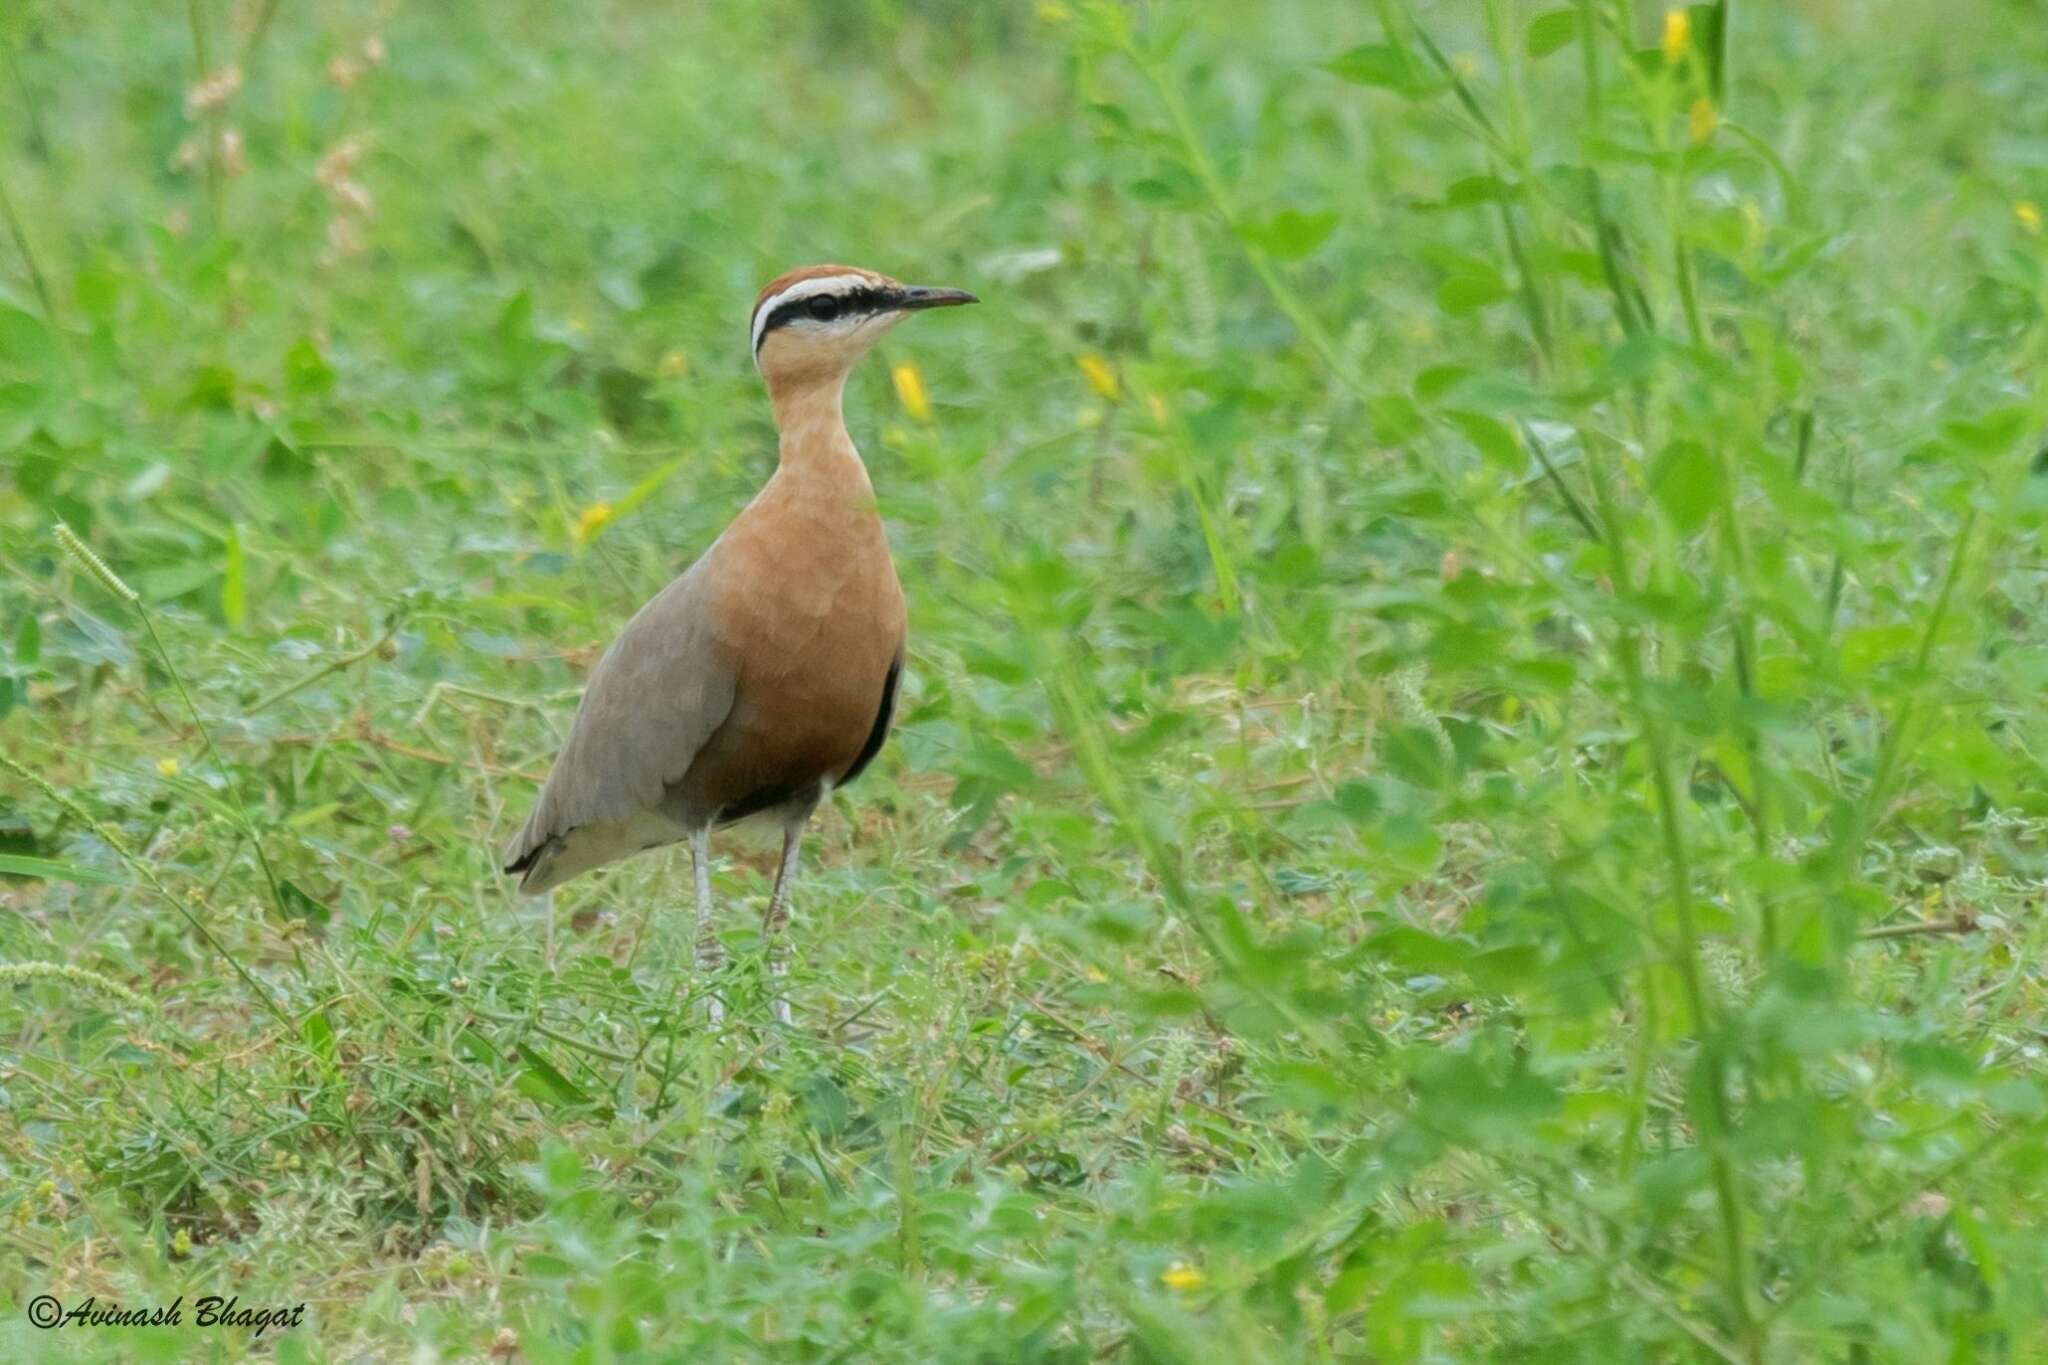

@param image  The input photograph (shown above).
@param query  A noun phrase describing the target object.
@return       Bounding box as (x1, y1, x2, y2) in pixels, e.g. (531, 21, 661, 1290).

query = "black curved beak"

(891, 285, 979, 312)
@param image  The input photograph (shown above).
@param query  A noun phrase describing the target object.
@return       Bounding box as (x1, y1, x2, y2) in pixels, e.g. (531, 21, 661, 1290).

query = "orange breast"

(677, 456, 906, 819)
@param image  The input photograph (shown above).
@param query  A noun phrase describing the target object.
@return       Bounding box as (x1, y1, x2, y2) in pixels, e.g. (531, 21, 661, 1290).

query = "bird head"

(750, 264, 976, 392)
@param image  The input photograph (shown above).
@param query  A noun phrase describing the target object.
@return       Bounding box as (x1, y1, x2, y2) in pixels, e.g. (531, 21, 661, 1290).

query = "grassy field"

(3, 0, 2047, 1359)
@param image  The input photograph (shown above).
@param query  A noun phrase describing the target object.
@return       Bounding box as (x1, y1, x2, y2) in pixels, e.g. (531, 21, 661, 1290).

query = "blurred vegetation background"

(3, 0, 2047, 1359)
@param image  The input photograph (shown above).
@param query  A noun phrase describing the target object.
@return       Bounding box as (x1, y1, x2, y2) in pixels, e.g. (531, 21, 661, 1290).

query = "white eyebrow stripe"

(750, 274, 874, 354)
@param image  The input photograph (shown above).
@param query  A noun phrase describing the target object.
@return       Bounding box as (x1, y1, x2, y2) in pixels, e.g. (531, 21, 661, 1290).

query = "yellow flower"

(1688, 96, 1718, 145)
(573, 502, 615, 545)
(156, 758, 180, 778)
(2018, 201, 2043, 236)
(1161, 1261, 1206, 1292)
(892, 361, 932, 423)
(1662, 8, 1691, 63)
(657, 350, 689, 378)
(1144, 393, 1169, 425)
(1077, 352, 1120, 402)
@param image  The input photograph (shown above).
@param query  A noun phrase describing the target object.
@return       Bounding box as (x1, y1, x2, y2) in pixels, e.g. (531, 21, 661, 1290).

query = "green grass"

(3, 0, 2048, 1359)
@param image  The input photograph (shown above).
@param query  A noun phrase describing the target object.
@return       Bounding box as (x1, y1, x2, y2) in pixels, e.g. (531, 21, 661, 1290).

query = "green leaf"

(221, 523, 247, 629)
(1237, 209, 1339, 261)
(1445, 410, 1522, 470)
(1367, 393, 1425, 442)
(14, 612, 39, 666)
(611, 456, 690, 521)
(283, 336, 335, 396)
(0, 854, 128, 886)
(1127, 164, 1204, 209)
(1436, 273, 1510, 314)
(1326, 43, 1413, 90)
(136, 561, 219, 603)
(1369, 924, 1472, 974)
(1443, 174, 1516, 208)
(1379, 724, 1450, 790)
(1943, 405, 2031, 457)
(516, 1043, 593, 1110)
(302, 1008, 338, 1070)
(536, 1140, 583, 1194)
(1648, 439, 1723, 533)
(277, 878, 332, 928)
(0, 302, 55, 372)
(1525, 9, 1579, 59)
(1950, 1202, 2004, 1292)
(1987, 1078, 2046, 1119)
(1414, 364, 1472, 404)
(1843, 626, 1916, 679)
(1683, 2, 1726, 93)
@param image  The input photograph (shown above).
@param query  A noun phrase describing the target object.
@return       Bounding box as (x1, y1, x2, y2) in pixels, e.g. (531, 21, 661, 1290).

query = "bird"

(502, 264, 977, 1024)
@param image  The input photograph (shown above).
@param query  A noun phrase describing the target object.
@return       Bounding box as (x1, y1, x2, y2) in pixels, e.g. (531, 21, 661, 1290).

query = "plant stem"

(1584, 428, 1759, 1359)
(1827, 510, 1977, 921)
(187, 0, 224, 232)
(1123, 39, 1364, 398)
(0, 165, 71, 375)
(0, 753, 294, 1031)
(247, 618, 402, 713)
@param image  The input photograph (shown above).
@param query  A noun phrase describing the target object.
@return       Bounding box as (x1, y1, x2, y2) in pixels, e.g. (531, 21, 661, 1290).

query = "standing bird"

(503, 264, 976, 1023)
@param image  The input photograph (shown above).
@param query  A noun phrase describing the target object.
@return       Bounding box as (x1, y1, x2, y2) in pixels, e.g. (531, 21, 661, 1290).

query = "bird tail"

(502, 819, 562, 895)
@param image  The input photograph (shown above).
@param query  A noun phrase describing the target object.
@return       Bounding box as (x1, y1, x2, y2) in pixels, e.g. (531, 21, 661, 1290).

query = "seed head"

(54, 523, 138, 603)
(316, 136, 364, 187)
(219, 127, 248, 179)
(321, 216, 365, 266)
(332, 178, 375, 218)
(183, 66, 243, 119)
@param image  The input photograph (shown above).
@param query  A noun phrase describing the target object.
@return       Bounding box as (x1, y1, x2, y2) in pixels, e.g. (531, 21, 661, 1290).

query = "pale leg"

(541, 890, 556, 973)
(762, 823, 803, 1027)
(692, 826, 724, 1024)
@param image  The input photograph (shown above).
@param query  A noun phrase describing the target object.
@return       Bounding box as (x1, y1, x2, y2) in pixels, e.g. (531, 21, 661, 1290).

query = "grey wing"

(502, 567, 736, 893)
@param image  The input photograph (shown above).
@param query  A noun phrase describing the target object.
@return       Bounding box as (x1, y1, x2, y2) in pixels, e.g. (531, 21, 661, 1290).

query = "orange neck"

(767, 370, 864, 479)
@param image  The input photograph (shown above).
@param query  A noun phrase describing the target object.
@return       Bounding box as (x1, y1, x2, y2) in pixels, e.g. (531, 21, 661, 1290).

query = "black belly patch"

(716, 781, 800, 825)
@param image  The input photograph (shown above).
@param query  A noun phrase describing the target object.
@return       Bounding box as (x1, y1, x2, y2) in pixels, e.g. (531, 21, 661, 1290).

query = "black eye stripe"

(756, 285, 893, 350)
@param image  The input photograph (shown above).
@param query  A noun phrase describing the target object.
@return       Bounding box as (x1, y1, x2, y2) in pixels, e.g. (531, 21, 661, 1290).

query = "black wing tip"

(503, 832, 549, 890)
(503, 830, 567, 894)
(838, 658, 902, 792)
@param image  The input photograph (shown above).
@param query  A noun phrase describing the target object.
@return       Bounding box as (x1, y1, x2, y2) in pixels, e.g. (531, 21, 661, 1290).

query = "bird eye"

(806, 295, 842, 322)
